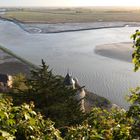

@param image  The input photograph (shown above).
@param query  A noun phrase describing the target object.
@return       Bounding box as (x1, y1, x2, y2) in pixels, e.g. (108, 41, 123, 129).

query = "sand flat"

(95, 42, 133, 62)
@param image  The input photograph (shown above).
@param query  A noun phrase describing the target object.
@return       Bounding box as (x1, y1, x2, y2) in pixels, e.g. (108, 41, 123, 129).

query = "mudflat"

(95, 42, 133, 62)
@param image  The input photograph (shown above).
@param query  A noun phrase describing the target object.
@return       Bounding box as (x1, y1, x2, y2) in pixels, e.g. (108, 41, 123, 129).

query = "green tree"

(127, 87, 140, 138)
(65, 108, 133, 140)
(123, 30, 140, 139)
(0, 98, 62, 140)
(131, 29, 140, 71)
(12, 73, 27, 93)
(11, 60, 83, 128)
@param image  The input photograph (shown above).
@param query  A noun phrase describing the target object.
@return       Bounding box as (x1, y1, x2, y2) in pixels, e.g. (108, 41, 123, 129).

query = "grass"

(2, 7, 140, 23)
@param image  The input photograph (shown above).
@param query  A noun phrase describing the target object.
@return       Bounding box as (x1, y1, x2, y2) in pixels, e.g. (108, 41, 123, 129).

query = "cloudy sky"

(1, 0, 140, 7)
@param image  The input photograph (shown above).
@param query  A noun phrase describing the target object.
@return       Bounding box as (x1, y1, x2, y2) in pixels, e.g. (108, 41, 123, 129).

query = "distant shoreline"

(0, 17, 140, 34)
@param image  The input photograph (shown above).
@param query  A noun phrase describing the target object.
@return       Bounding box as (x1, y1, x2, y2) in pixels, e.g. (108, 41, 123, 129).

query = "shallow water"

(0, 20, 140, 108)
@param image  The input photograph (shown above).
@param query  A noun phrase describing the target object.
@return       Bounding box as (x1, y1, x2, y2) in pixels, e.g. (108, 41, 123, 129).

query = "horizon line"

(1, 5, 140, 8)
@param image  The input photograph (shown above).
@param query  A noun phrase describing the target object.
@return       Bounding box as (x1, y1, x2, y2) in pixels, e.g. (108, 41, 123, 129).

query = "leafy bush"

(65, 108, 133, 140)
(0, 98, 62, 140)
(127, 87, 140, 138)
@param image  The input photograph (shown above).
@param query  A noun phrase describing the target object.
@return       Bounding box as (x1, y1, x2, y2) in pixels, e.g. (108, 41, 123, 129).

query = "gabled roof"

(64, 73, 73, 86)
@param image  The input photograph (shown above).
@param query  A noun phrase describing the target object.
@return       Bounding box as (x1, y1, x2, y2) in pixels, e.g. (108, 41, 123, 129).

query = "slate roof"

(64, 73, 73, 86)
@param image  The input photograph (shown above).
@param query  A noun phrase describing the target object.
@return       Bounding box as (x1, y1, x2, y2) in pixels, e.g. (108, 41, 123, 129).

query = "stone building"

(64, 73, 86, 112)
(0, 74, 12, 92)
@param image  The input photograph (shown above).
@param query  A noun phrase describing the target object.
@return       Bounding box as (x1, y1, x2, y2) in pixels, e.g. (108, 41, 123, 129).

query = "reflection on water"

(0, 20, 140, 108)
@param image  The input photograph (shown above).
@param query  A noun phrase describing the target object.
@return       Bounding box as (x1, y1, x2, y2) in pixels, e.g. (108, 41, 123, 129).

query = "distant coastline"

(1, 17, 140, 34)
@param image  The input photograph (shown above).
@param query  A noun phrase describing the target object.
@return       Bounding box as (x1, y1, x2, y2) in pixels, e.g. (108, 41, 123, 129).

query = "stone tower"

(64, 73, 86, 112)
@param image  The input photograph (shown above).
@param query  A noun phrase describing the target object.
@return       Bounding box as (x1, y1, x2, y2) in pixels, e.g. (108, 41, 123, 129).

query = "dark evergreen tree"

(11, 60, 83, 127)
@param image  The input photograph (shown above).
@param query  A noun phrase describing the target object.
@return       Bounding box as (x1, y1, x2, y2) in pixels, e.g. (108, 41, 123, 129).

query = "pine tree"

(11, 60, 83, 128)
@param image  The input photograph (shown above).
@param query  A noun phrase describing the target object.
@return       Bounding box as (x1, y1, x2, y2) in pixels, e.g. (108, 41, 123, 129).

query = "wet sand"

(95, 42, 133, 62)
(1, 17, 140, 34)
(22, 22, 140, 34)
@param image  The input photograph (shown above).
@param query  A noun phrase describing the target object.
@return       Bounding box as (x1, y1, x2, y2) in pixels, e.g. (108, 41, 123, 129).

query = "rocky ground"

(0, 48, 31, 75)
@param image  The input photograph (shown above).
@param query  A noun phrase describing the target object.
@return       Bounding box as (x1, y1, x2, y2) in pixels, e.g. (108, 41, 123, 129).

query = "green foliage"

(0, 97, 136, 140)
(0, 98, 62, 140)
(129, 30, 140, 139)
(131, 29, 140, 71)
(65, 108, 133, 140)
(127, 87, 140, 138)
(12, 73, 28, 92)
(11, 60, 83, 127)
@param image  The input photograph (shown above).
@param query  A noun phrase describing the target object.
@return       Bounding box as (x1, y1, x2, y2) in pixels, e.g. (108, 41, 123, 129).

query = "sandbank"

(95, 42, 133, 62)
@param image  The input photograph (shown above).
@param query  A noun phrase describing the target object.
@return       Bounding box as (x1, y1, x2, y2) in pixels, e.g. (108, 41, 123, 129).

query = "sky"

(1, 0, 140, 7)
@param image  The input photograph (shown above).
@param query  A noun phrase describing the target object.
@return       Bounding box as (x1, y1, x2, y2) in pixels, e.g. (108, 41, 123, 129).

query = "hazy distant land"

(1, 7, 140, 23)
(1, 7, 140, 34)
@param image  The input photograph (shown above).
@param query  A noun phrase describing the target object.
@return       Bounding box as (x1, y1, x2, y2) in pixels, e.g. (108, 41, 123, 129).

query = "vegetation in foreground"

(0, 32, 140, 139)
